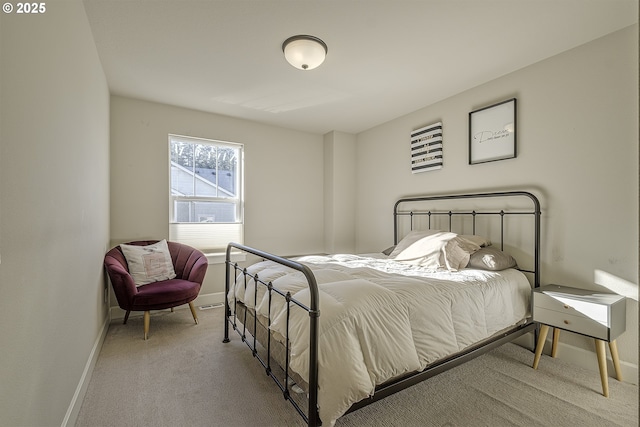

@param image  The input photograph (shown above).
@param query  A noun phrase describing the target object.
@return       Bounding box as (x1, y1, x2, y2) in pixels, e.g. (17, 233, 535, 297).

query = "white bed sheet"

(228, 253, 531, 426)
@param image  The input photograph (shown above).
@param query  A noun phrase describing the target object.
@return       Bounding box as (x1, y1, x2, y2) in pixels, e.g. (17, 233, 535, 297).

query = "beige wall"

(109, 96, 325, 300)
(324, 131, 357, 254)
(0, 2, 111, 425)
(355, 26, 638, 369)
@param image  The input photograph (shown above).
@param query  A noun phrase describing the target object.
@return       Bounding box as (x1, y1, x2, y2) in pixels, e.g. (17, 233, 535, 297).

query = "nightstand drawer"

(533, 290, 608, 324)
(534, 306, 609, 340)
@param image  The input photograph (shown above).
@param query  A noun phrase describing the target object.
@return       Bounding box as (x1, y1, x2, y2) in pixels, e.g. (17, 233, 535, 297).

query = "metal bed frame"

(224, 190, 541, 427)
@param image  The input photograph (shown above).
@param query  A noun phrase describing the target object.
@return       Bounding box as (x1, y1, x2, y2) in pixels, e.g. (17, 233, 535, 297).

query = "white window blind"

(169, 223, 243, 252)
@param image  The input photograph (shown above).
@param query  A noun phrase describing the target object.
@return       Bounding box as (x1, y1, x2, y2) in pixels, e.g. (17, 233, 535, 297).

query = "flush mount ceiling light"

(282, 35, 328, 70)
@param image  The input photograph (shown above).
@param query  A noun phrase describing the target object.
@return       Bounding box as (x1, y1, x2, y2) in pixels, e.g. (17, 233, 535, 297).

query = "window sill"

(205, 250, 246, 265)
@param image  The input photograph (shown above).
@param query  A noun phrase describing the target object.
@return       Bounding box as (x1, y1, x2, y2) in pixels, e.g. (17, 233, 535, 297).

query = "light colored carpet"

(76, 307, 638, 427)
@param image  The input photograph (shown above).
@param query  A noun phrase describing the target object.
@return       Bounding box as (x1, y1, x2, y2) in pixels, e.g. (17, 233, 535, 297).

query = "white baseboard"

(515, 332, 638, 385)
(109, 291, 226, 320)
(62, 313, 110, 427)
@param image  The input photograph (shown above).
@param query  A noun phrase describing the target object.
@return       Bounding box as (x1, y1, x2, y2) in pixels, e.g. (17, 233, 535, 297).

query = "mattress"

(228, 253, 532, 426)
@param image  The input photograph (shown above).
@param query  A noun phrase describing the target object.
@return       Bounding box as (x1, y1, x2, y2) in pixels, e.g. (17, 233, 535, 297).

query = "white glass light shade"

(282, 35, 327, 70)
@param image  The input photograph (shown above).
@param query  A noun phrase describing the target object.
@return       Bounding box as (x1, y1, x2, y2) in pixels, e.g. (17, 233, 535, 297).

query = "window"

(169, 134, 243, 252)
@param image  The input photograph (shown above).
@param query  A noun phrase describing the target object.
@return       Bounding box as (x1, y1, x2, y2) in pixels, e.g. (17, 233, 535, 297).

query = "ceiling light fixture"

(282, 35, 328, 70)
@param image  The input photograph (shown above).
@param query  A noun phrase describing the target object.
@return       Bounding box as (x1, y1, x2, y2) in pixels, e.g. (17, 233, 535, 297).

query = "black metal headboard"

(393, 191, 541, 288)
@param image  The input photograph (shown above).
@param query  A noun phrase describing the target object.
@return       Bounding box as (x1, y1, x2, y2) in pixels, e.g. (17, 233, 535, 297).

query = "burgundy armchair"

(104, 240, 208, 339)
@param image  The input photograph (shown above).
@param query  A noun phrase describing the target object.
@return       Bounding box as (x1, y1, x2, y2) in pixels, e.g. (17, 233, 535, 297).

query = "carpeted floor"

(76, 307, 638, 427)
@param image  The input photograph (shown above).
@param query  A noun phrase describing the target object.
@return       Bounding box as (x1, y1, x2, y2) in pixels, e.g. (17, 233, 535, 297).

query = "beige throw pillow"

(120, 240, 177, 286)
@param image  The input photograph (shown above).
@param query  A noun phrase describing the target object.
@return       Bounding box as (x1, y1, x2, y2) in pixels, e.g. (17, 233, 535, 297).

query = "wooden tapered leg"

(532, 324, 549, 370)
(143, 311, 150, 340)
(123, 310, 131, 325)
(609, 340, 622, 381)
(189, 302, 199, 325)
(595, 339, 609, 397)
(551, 328, 560, 358)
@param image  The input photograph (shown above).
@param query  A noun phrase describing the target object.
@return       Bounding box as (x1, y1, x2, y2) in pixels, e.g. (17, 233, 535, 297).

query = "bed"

(223, 191, 541, 426)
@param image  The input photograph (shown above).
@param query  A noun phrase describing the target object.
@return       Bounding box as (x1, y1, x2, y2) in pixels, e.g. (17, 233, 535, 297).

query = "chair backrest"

(104, 240, 208, 309)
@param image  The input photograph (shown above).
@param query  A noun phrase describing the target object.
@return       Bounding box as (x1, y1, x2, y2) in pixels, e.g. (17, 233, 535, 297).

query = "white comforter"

(228, 253, 531, 426)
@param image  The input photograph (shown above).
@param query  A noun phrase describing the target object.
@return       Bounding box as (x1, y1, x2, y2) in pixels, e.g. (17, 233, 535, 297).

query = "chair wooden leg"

(143, 311, 150, 340)
(123, 310, 131, 325)
(170, 307, 174, 312)
(189, 302, 199, 325)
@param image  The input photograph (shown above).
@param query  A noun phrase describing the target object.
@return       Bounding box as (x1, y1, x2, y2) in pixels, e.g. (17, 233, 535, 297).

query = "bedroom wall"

(109, 96, 324, 307)
(324, 131, 356, 254)
(0, 2, 111, 425)
(355, 26, 638, 375)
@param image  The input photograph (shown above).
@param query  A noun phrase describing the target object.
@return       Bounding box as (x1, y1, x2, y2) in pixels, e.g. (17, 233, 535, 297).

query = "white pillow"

(389, 230, 451, 268)
(389, 230, 481, 271)
(120, 240, 177, 286)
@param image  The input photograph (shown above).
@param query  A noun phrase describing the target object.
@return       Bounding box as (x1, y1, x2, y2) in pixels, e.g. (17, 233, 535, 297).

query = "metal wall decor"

(410, 121, 443, 173)
(469, 98, 517, 164)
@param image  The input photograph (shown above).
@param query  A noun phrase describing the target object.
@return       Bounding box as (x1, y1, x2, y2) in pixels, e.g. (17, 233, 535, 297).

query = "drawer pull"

(563, 304, 570, 309)
(563, 320, 570, 325)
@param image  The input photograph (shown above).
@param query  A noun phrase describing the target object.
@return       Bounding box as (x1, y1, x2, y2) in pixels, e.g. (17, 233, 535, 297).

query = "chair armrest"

(104, 256, 138, 306)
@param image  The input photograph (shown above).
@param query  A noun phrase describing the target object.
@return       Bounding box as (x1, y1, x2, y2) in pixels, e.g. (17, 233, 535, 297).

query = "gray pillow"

(382, 246, 396, 256)
(466, 247, 517, 271)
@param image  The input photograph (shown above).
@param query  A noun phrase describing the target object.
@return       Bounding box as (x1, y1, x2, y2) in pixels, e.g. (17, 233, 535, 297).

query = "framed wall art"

(469, 98, 516, 165)
(411, 121, 443, 173)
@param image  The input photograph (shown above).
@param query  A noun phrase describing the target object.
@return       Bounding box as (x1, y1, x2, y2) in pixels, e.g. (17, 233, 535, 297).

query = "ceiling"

(83, 0, 638, 135)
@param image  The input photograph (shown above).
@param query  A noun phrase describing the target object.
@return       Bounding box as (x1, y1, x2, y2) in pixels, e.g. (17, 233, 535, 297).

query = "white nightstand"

(531, 284, 626, 397)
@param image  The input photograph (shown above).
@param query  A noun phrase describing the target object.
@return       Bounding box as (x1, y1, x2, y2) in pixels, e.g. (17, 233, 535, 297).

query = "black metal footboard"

(223, 243, 321, 426)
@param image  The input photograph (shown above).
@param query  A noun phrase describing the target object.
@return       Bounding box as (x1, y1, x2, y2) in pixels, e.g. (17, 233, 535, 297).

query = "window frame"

(168, 134, 244, 254)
